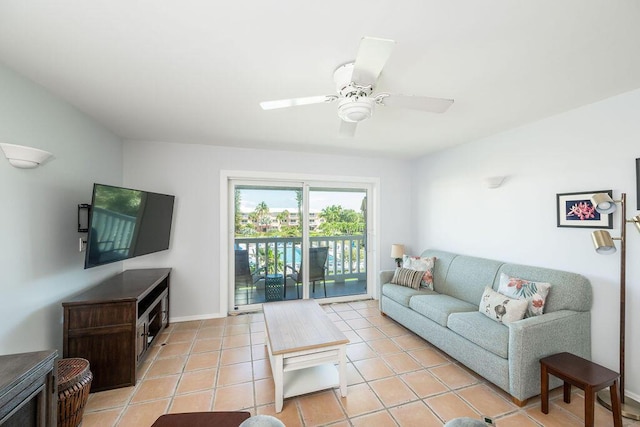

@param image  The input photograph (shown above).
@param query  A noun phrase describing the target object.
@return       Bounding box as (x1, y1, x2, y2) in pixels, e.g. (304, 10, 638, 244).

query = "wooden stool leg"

(584, 385, 594, 427)
(610, 380, 622, 427)
(541, 363, 549, 414)
(563, 381, 572, 404)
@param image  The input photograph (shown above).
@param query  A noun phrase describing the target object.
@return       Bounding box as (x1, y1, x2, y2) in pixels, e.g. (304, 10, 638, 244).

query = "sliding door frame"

(220, 170, 380, 315)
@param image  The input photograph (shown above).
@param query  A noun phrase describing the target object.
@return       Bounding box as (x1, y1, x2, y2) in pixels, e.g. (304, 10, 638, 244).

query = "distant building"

(239, 209, 324, 232)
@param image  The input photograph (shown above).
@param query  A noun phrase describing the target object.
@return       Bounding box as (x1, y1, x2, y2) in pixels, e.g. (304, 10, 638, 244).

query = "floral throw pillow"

(498, 273, 551, 318)
(391, 267, 425, 290)
(402, 255, 436, 290)
(479, 287, 528, 325)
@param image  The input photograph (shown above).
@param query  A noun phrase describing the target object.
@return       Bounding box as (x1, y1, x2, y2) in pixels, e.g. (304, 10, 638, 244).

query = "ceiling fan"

(259, 36, 454, 137)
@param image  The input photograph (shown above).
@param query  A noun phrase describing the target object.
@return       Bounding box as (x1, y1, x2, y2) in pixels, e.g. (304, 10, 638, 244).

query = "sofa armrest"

(379, 269, 395, 285)
(508, 310, 591, 401)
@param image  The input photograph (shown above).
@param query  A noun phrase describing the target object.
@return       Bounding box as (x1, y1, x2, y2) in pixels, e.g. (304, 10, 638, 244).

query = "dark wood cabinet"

(62, 268, 170, 392)
(0, 350, 57, 427)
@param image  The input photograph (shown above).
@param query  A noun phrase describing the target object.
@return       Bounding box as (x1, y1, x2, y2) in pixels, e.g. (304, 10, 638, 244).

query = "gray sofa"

(379, 249, 592, 404)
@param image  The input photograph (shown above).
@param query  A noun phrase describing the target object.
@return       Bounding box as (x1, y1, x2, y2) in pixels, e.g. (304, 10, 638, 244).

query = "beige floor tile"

(166, 330, 198, 343)
(401, 370, 448, 398)
(217, 361, 254, 386)
(185, 351, 220, 371)
(366, 315, 398, 327)
(392, 334, 428, 350)
(382, 352, 422, 374)
(222, 333, 251, 348)
(117, 398, 170, 427)
(168, 390, 213, 413)
(137, 359, 153, 381)
(495, 412, 541, 427)
(525, 403, 584, 426)
(85, 386, 135, 412)
(389, 400, 443, 427)
(254, 378, 275, 405)
(197, 326, 225, 339)
(256, 402, 303, 426)
(192, 338, 222, 353)
(176, 368, 216, 394)
(425, 392, 481, 424)
(356, 327, 385, 341)
(251, 331, 265, 344)
(146, 356, 186, 378)
(333, 320, 352, 331)
(252, 358, 273, 380)
(378, 323, 410, 338)
(348, 301, 369, 310)
(172, 320, 202, 330)
(345, 317, 372, 329)
(368, 337, 402, 355)
(347, 342, 377, 361)
(350, 409, 397, 426)
(430, 363, 479, 389)
(80, 408, 122, 427)
(201, 317, 226, 327)
(332, 304, 356, 312)
(353, 358, 394, 381)
(327, 312, 342, 322)
(252, 344, 269, 360)
(346, 362, 366, 386)
(227, 314, 251, 325)
(212, 382, 255, 411)
(408, 347, 449, 367)
(343, 329, 363, 344)
(250, 321, 265, 332)
(130, 375, 180, 403)
(355, 307, 381, 318)
(369, 376, 417, 407)
(298, 389, 346, 426)
(339, 383, 384, 418)
(457, 384, 517, 417)
(224, 324, 251, 336)
(554, 392, 622, 426)
(157, 342, 192, 358)
(220, 345, 252, 365)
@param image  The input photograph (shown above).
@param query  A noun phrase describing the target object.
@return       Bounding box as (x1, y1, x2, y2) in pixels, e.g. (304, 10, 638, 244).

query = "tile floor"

(83, 300, 638, 426)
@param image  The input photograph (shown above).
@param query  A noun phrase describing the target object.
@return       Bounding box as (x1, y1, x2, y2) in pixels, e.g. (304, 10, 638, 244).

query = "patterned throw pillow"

(479, 287, 528, 325)
(391, 268, 425, 289)
(498, 273, 551, 318)
(402, 255, 436, 290)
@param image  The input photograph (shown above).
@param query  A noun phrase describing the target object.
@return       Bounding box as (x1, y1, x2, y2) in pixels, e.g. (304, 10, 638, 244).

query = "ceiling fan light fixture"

(337, 97, 375, 122)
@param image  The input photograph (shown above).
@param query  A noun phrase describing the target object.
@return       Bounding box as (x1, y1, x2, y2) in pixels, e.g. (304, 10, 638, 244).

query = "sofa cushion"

(497, 272, 551, 317)
(391, 267, 424, 289)
(409, 294, 477, 327)
(448, 311, 510, 359)
(479, 287, 528, 325)
(382, 283, 435, 307)
(402, 255, 436, 289)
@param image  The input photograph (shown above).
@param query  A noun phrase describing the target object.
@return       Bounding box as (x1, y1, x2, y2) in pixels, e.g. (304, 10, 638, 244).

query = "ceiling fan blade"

(379, 94, 454, 113)
(260, 95, 335, 110)
(351, 37, 396, 86)
(338, 120, 357, 138)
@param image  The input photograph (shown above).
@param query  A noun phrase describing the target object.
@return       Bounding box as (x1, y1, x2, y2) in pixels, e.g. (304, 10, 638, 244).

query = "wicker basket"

(57, 358, 92, 427)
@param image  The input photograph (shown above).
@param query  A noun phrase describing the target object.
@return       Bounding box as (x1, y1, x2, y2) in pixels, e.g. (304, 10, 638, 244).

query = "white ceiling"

(1, 1, 639, 159)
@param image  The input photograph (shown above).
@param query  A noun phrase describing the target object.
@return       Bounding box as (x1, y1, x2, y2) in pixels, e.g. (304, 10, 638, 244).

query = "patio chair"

(234, 249, 264, 302)
(285, 246, 329, 298)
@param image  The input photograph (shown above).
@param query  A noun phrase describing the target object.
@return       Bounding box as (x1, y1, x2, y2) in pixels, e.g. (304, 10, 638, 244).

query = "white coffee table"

(262, 299, 349, 412)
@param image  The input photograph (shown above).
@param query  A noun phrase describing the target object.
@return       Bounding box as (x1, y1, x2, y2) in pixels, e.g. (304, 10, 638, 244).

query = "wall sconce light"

(485, 176, 506, 189)
(0, 143, 53, 169)
(390, 244, 404, 268)
(589, 192, 640, 419)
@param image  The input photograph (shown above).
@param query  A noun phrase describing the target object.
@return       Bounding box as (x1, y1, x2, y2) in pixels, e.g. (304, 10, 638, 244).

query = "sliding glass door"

(230, 180, 370, 311)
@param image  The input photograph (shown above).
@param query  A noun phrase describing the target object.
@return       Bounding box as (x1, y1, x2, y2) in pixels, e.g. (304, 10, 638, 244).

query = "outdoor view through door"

(233, 184, 368, 308)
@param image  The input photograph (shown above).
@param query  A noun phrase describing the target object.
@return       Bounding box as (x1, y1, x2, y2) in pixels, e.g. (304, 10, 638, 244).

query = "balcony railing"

(235, 235, 366, 282)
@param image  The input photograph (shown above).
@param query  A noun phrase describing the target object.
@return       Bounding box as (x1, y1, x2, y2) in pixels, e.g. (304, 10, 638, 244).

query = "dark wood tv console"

(62, 268, 170, 392)
(0, 350, 57, 427)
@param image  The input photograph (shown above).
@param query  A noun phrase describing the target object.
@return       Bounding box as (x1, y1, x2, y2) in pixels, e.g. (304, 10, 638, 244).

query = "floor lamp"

(590, 192, 640, 419)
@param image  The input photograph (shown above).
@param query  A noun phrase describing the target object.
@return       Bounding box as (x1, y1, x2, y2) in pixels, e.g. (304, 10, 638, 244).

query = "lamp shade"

(592, 230, 617, 254)
(591, 193, 616, 214)
(390, 244, 404, 259)
(632, 215, 640, 233)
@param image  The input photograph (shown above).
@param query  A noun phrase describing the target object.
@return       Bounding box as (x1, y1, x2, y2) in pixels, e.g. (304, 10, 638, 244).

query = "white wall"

(0, 64, 124, 354)
(122, 142, 413, 318)
(412, 88, 640, 398)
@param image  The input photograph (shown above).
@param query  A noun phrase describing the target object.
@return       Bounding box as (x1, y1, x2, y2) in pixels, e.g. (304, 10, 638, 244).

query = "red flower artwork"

(567, 201, 596, 221)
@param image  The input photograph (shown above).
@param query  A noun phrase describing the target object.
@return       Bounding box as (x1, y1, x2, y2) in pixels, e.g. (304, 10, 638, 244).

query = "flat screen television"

(84, 183, 175, 269)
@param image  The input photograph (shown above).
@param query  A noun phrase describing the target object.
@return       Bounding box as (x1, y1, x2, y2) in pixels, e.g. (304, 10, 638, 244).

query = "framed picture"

(556, 190, 613, 228)
(636, 158, 639, 210)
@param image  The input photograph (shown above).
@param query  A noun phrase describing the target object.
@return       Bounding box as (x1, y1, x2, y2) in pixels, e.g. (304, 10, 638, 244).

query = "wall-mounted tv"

(84, 183, 175, 269)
